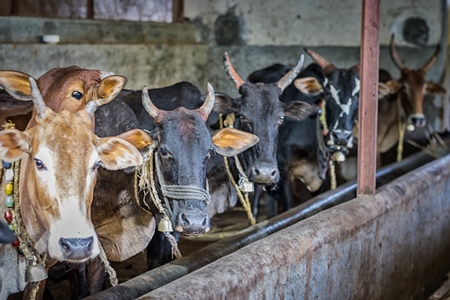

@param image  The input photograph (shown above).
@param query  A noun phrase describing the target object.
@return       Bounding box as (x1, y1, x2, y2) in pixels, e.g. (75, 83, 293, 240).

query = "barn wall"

(0, 16, 208, 90)
(139, 154, 450, 300)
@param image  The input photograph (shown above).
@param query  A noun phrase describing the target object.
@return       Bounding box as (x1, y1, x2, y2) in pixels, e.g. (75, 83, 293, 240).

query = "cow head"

(294, 49, 361, 152)
(0, 78, 144, 262)
(0, 65, 127, 129)
(383, 34, 446, 129)
(214, 52, 319, 185)
(141, 83, 259, 235)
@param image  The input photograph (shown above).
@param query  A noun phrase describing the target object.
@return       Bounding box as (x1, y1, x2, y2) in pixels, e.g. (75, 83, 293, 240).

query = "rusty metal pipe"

(86, 151, 435, 300)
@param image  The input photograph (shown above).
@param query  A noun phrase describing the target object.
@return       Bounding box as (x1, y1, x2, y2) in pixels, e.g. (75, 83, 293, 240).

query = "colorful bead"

(2, 161, 12, 169)
(4, 183, 13, 195)
(5, 169, 14, 181)
(4, 210, 12, 223)
(11, 239, 19, 248)
(8, 224, 14, 231)
(5, 196, 13, 208)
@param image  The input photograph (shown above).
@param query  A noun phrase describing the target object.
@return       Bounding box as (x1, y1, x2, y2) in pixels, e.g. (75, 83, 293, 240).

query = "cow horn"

(277, 54, 304, 91)
(223, 52, 245, 89)
(304, 48, 336, 75)
(142, 85, 165, 123)
(196, 83, 215, 122)
(389, 34, 405, 70)
(29, 77, 47, 119)
(83, 101, 98, 120)
(421, 43, 440, 73)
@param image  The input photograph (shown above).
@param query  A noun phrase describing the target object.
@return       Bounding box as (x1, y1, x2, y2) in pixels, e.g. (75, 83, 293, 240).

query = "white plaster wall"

(185, 0, 443, 47)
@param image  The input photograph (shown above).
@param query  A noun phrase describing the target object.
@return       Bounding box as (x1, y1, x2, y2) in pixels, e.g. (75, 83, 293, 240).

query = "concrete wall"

(139, 154, 450, 300)
(0, 16, 208, 90)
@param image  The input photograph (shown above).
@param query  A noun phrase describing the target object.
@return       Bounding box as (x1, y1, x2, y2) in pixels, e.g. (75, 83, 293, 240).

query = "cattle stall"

(1, 0, 449, 299)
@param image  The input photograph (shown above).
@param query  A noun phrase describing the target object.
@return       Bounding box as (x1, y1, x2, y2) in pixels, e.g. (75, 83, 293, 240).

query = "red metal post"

(357, 0, 380, 196)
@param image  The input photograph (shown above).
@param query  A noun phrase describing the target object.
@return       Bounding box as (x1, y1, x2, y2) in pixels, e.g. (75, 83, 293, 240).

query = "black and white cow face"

(294, 48, 361, 153)
(322, 67, 360, 150)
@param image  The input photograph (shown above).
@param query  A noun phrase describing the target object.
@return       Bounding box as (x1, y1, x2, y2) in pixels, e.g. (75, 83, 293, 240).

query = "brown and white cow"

(0, 65, 126, 130)
(0, 78, 146, 299)
(377, 35, 446, 162)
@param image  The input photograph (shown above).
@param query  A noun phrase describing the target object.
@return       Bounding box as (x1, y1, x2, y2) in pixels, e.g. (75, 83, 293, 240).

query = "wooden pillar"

(357, 0, 380, 196)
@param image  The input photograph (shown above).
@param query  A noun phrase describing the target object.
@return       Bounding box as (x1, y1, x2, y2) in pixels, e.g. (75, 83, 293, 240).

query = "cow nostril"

(202, 217, 208, 227)
(270, 169, 277, 177)
(59, 238, 70, 251)
(254, 168, 260, 176)
(181, 213, 190, 225)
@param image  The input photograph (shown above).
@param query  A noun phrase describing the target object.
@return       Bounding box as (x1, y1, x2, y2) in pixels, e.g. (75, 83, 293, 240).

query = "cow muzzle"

(174, 208, 210, 235)
(59, 236, 95, 261)
(250, 163, 280, 184)
(329, 130, 354, 149)
(408, 114, 426, 130)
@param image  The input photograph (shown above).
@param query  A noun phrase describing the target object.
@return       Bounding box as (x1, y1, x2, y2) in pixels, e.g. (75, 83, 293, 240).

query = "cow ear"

(426, 82, 446, 95)
(212, 92, 239, 114)
(385, 80, 401, 94)
(284, 101, 320, 121)
(293, 77, 323, 96)
(0, 71, 34, 101)
(0, 130, 31, 161)
(116, 129, 154, 151)
(96, 75, 127, 106)
(378, 82, 392, 99)
(211, 128, 259, 157)
(96, 137, 143, 170)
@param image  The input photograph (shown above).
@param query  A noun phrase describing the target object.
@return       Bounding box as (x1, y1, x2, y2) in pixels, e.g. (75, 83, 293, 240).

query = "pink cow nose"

(59, 237, 94, 260)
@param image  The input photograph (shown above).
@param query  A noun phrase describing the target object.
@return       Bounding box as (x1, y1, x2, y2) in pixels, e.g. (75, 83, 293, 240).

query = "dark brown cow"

(0, 78, 146, 299)
(377, 35, 446, 161)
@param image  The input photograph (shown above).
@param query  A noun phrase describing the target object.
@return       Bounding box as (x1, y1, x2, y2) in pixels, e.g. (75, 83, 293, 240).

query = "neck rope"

(134, 147, 210, 258)
(220, 113, 256, 225)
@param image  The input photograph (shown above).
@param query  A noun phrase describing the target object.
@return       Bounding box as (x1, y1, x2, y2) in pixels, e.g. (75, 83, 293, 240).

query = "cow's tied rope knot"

(220, 114, 256, 225)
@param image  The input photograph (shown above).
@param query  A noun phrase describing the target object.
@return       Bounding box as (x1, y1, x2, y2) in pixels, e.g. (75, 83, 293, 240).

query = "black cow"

(247, 48, 361, 217)
(63, 82, 259, 298)
(212, 52, 319, 188)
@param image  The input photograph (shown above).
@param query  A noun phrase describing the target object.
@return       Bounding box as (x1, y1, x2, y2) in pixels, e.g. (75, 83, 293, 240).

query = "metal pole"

(357, 0, 380, 196)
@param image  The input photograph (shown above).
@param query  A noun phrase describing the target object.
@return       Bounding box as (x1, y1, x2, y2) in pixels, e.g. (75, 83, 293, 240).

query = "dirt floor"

(8, 206, 259, 300)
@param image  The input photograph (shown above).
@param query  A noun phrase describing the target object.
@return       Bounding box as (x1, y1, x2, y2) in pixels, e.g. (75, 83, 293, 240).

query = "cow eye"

(277, 116, 285, 126)
(238, 114, 253, 130)
(34, 158, 47, 171)
(72, 91, 83, 100)
(206, 147, 215, 160)
(159, 147, 169, 157)
(93, 160, 102, 171)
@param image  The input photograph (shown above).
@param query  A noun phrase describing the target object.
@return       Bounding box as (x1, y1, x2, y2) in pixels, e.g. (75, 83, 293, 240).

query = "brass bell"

(157, 215, 173, 233)
(239, 180, 254, 193)
(238, 177, 254, 193)
(332, 151, 346, 162)
(25, 259, 48, 283)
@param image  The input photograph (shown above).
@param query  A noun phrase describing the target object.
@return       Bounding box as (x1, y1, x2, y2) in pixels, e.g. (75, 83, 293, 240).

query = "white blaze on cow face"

(33, 130, 100, 262)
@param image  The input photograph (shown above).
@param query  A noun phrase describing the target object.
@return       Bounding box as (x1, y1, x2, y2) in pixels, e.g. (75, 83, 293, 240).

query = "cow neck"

(220, 113, 256, 225)
(396, 92, 407, 162)
(1, 152, 48, 299)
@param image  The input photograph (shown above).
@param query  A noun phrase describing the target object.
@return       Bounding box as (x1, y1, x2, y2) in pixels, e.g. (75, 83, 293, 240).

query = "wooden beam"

(172, 0, 184, 23)
(357, 0, 380, 196)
